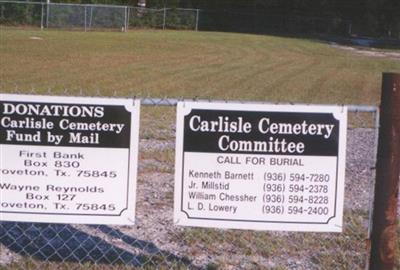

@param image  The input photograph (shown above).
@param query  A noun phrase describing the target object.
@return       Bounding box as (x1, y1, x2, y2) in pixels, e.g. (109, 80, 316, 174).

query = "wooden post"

(369, 73, 400, 270)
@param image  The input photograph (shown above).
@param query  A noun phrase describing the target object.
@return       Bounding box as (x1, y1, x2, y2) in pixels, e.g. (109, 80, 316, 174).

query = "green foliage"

(1, 0, 399, 37)
(0, 2, 42, 26)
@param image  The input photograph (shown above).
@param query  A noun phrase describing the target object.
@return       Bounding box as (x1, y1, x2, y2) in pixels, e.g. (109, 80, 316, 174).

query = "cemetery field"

(0, 27, 400, 269)
(1, 27, 399, 105)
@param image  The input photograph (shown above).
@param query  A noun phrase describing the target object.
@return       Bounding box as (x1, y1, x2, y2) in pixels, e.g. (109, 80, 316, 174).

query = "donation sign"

(0, 94, 140, 225)
(174, 102, 347, 232)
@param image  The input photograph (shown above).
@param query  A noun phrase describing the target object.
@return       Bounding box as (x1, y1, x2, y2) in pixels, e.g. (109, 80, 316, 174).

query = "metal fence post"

(41, 3, 44, 30)
(89, 6, 93, 31)
(126, 6, 129, 32)
(369, 73, 400, 270)
(124, 6, 127, 32)
(195, 9, 199, 31)
(46, 1, 49, 28)
(131, 7, 134, 27)
(163, 8, 166, 30)
(84, 5, 87, 32)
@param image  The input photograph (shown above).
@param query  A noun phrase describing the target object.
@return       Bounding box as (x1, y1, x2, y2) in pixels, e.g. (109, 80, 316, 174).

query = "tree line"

(54, 0, 399, 38)
(151, 0, 399, 38)
(4, 0, 400, 38)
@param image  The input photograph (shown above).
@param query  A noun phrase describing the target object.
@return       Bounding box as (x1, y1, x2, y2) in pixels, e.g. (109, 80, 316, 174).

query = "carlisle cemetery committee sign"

(0, 94, 140, 225)
(174, 102, 347, 232)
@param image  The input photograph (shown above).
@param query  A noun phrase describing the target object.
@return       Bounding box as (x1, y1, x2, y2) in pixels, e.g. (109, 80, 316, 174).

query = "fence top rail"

(1, 91, 377, 112)
(0, 0, 43, 5)
(51, 2, 127, 9)
(130, 7, 164, 12)
(168, 7, 200, 11)
(0, 1, 126, 8)
(139, 97, 378, 112)
(0, 0, 199, 11)
(130, 7, 199, 12)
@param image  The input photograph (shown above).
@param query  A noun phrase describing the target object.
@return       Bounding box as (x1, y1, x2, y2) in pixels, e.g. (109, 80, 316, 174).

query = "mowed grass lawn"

(0, 28, 399, 105)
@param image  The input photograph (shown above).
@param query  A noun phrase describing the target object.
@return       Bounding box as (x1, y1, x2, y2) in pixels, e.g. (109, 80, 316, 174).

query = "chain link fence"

(46, 3, 128, 31)
(0, 1, 43, 28)
(0, 88, 389, 269)
(128, 7, 164, 30)
(3, 0, 398, 39)
(0, 1, 199, 31)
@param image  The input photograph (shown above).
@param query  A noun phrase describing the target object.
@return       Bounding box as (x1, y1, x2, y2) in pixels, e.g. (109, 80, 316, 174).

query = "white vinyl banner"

(0, 94, 140, 225)
(174, 102, 347, 232)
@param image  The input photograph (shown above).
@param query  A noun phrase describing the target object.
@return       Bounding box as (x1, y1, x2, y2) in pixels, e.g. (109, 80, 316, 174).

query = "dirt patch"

(330, 42, 400, 61)
(0, 244, 21, 266)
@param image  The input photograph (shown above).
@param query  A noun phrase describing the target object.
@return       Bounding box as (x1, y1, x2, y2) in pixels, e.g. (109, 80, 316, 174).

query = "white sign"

(0, 94, 140, 225)
(174, 102, 347, 232)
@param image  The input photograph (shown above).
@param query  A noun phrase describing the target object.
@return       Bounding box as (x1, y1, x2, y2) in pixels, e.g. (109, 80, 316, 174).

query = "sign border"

(174, 101, 347, 232)
(0, 94, 140, 225)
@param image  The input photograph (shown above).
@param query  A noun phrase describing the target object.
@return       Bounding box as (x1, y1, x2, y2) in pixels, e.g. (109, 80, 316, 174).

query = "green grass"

(397, 221, 400, 269)
(1, 27, 399, 270)
(0, 260, 190, 270)
(140, 106, 175, 140)
(176, 212, 373, 269)
(1, 28, 399, 105)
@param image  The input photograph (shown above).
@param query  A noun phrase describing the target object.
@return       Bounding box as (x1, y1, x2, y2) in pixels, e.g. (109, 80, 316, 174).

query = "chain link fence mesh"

(47, 4, 85, 30)
(0, 1, 43, 28)
(0, 88, 385, 269)
(47, 4, 127, 31)
(88, 6, 126, 31)
(0, 1, 198, 31)
(128, 7, 164, 30)
(164, 8, 197, 31)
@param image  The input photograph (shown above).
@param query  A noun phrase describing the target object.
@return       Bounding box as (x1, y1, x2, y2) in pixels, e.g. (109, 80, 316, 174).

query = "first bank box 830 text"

(0, 94, 140, 225)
